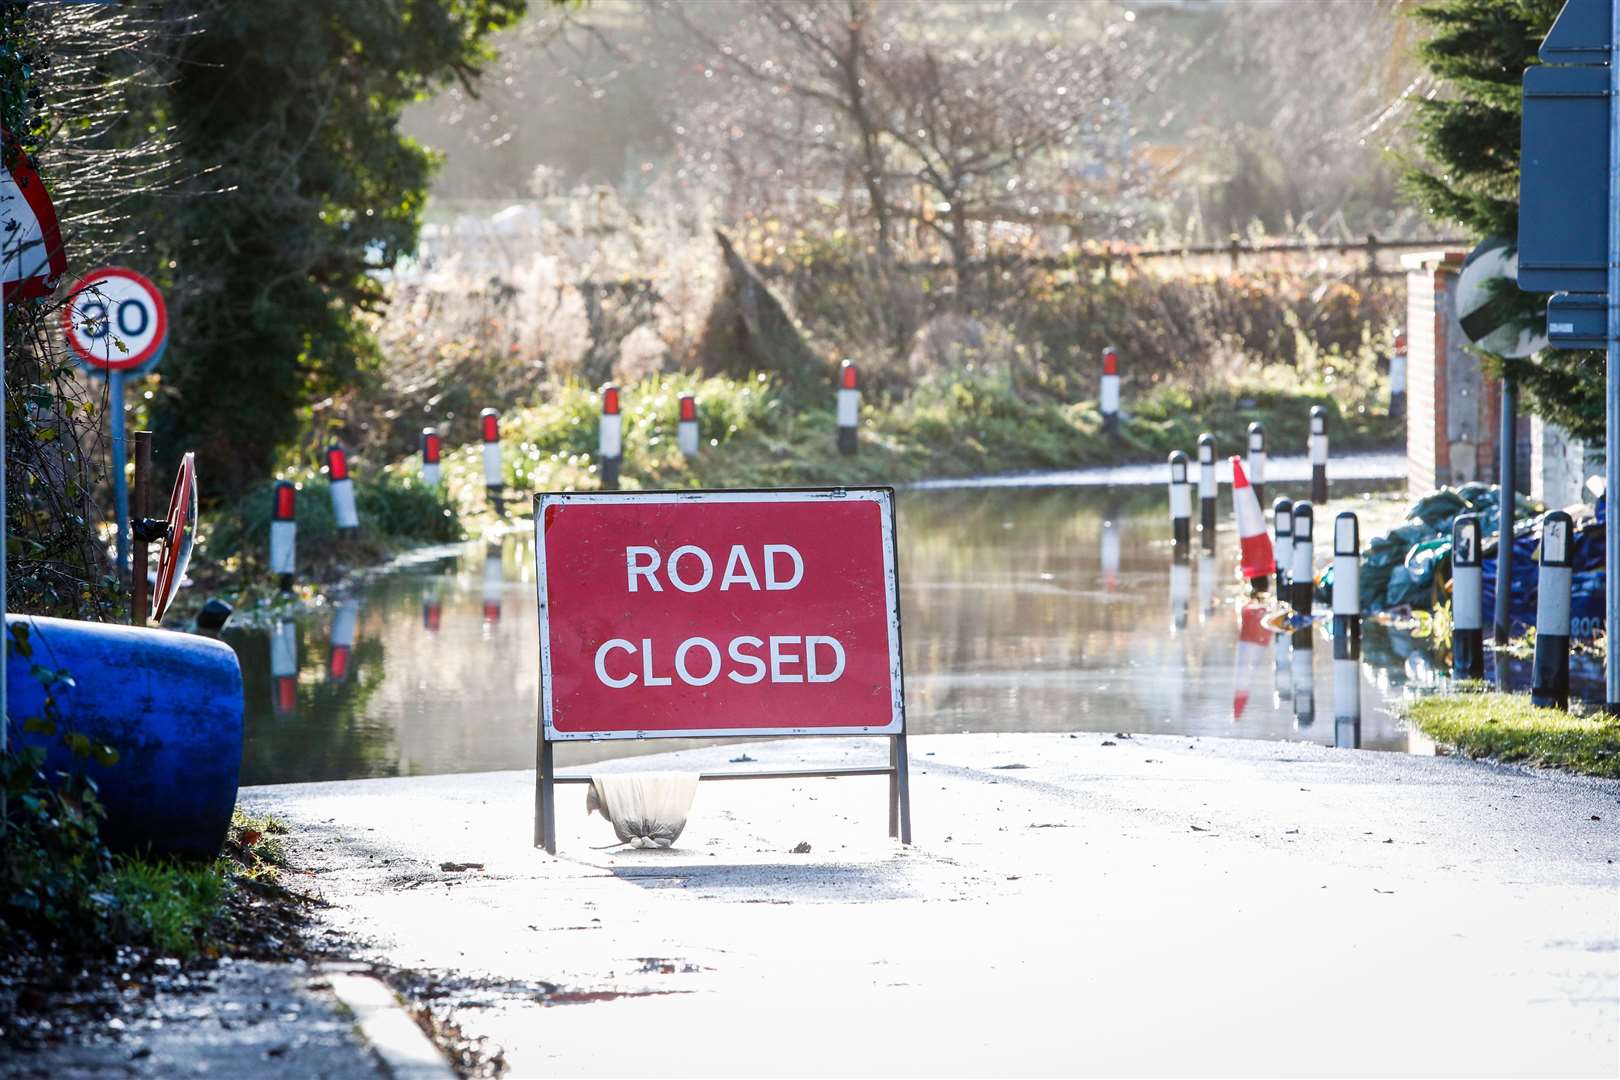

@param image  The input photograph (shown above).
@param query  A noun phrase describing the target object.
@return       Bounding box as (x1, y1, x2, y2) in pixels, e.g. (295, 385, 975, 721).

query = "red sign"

(60, 266, 168, 372)
(536, 489, 904, 740)
(1, 129, 67, 300)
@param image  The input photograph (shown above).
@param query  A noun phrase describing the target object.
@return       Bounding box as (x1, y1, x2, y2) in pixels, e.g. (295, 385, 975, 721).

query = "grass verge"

(1403, 692, 1620, 779)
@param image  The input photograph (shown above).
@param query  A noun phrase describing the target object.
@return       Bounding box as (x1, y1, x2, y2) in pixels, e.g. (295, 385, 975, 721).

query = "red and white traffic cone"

(600, 385, 622, 490)
(421, 427, 442, 487)
(677, 394, 700, 457)
(269, 480, 296, 593)
(1233, 602, 1270, 721)
(1229, 457, 1275, 595)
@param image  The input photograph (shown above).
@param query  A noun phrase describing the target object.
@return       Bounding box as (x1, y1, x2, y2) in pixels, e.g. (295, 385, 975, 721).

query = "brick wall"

(1403, 250, 1501, 496)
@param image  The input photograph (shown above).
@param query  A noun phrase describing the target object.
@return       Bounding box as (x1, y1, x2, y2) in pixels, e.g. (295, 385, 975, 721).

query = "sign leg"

(537, 736, 557, 856)
(895, 731, 912, 845)
(888, 735, 899, 839)
(110, 371, 129, 577)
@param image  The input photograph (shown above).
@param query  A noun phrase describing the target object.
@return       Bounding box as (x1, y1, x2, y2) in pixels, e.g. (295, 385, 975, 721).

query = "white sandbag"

(586, 772, 700, 848)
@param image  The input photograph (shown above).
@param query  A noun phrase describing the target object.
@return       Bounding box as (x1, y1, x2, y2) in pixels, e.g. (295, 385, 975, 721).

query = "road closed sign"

(535, 488, 904, 740)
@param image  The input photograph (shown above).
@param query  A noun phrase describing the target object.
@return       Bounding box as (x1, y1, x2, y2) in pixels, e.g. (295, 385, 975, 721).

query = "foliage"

(1403, 691, 1620, 778)
(1404, 0, 1603, 441)
(147, 0, 528, 497)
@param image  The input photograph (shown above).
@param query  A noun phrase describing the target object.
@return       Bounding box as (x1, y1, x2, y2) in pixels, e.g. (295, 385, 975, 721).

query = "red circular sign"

(151, 452, 197, 624)
(60, 266, 169, 373)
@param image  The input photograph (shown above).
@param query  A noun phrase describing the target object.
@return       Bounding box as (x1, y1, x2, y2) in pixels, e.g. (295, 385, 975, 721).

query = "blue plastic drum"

(6, 614, 244, 856)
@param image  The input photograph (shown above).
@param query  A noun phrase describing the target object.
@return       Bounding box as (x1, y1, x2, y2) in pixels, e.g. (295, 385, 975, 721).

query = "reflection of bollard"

(1334, 652, 1361, 749)
(1197, 433, 1217, 551)
(271, 619, 298, 716)
(329, 599, 358, 683)
(1100, 346, 1120, 435)
(269, 480, 296, 593)
(1531, 510, 1573, 710)
(1389, 330, 1407, 421)
(1309, 406, 1328, 504)
(1452, 513, 1484, 679)
(482, 543, 503, 625)
(1197, 549, 1217, 619)
(1168, 451, 1191, 557)
(1233, 603, 1270, 720)
(1100, 518, 1119, 592)
(1169, 558, 1190, 632)
(421, 427, 442, 487)
(481, 409, 503, 514)
(677, 394, 700, 457)
(1273, 497, 1294, 593)
(1230, 457, 1273, 595)
(326, 444, 359, 531)
(1291, 501, 1314, 618)
(1248, 422, 1267, 507)
(1332, 512, 1360, 657)
(600, 385, 623, 490)
(1291, 633, 1315, 729)
(837, 360, 860, 455)
(422, 585, 442, 633)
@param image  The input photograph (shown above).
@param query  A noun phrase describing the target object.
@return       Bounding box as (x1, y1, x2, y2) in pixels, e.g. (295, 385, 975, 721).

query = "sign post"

(1518, 0, 1620, 711)
(60, 266, 168, 576)
(532, 487, 910, 855)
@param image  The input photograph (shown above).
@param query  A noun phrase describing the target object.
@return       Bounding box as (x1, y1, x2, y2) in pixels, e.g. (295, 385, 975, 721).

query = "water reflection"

(230, 484, 1458, 786)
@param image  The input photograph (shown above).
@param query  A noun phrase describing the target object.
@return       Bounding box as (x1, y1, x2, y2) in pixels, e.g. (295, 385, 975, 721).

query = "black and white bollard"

(1247, 422, 1266, 507)
(837, 359, 860, 455)
(421, 427, 442, 487)
(481, 408, 503, 514)
(271, 618, 297, 716)
(1451, 513, 1485, 680)
(1332, 512, 1361, 656)
(1197, 433, 1217, 551)
(1273, 497, 1294, 593)
(1531, 510, 1574, 710)
(1100, 346, 1120, 435)
(328, 598, 358, 684)
(326, 444, 359, 531)
(599, 384, 623, 490)
(1291, 500, 1314, 618)
(1389, 330, 1407, 421)
(1331, 510, 1362, 747)
(269, 480, 296, 593)
(1309, 405, 1328, 504)
(1170, 556, 1190, 632)
(677, 394, 700, 458)
(1167, 451, 1191, 557)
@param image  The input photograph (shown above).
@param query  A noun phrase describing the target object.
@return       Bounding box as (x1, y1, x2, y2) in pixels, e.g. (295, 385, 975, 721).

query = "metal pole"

(109, 370, 128, 576)
(1607, 0, 1620, 713)
(131, 430, 150, 627)
(1494, 375, 1517, 645)
(2, 285, 7, 753)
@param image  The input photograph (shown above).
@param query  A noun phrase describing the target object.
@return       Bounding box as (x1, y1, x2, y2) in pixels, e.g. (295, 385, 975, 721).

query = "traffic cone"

(1229, 456, 1274, 594)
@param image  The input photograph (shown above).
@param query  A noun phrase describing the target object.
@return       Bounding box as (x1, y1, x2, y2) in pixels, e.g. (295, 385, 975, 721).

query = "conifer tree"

(1405, 0, 1603, 441)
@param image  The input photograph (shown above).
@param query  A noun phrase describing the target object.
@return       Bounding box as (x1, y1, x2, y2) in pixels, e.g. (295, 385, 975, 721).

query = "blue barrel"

(6, 614, 243, 857)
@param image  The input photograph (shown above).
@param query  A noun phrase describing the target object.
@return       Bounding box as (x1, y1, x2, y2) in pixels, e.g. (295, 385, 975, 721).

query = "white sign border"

(534, 487, 906, 741)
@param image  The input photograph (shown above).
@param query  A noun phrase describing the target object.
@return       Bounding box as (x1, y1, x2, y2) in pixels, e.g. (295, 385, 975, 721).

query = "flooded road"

(227, 477, 1572, 786)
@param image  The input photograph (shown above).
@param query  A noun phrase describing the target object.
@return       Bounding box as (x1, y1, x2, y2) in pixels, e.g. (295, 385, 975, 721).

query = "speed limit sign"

(60, 266, 168, 375)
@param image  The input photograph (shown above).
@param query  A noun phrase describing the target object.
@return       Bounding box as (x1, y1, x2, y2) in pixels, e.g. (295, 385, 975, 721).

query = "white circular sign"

(1454, 240, 1548, 359)
(61, 266, 168, 373)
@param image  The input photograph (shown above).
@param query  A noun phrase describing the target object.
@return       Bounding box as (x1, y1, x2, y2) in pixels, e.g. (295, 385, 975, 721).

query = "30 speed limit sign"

(60, 266, 168, 375)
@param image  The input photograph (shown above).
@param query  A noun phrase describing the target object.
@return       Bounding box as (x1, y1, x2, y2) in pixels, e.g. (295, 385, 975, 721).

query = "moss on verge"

(1403, 692, 1620, 779)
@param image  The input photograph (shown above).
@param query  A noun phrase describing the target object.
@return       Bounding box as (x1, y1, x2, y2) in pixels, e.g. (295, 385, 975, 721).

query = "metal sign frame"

(531, 486, 912, 855)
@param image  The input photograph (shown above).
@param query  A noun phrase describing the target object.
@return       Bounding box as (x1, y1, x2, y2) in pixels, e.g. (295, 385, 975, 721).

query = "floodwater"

(225, 476, 1582, 786)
